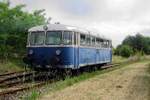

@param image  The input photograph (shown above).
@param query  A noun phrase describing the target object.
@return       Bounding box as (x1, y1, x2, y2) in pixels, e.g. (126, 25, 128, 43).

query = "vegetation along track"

(0, 63, 120, 97)
(0, 71, 37, 87)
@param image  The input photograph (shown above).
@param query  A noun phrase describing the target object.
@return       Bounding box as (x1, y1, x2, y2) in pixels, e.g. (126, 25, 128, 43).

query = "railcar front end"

(24, 30, 77, 69)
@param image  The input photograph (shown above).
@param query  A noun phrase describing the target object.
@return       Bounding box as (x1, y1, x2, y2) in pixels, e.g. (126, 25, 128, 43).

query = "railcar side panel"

(78, 47, 112, 68)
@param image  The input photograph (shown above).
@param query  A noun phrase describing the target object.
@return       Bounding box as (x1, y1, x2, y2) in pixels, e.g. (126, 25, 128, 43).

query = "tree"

(119, 45, 133, 57)
(143, 37, 150, 54)
(0, 1, 46, 59)
(114, 45, 122, 55)
(0, 2, 45, 34)
(122, 33, 150, 55)
(114, 45, 133, 57)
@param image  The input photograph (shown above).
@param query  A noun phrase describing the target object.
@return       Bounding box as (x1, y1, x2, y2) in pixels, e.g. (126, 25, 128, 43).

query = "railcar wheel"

(92, 66, 98, 71)
(72, 69, 81, 76)
(54, 68, 63, 80)
(64, 68, 73, 78)
(82, 66, 91, 72)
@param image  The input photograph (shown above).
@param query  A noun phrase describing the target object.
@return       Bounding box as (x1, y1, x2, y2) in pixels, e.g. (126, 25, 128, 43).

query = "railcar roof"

(29, 24, 111, 41)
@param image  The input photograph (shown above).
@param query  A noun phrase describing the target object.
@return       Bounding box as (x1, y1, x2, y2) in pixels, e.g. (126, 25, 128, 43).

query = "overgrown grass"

(148, 63, 150, 99)
(148, 63, 150, 72)
(112, 56, 127, 63)
(22, 90, 40, 100)
(112, 55, 150, 64)
(23, 57, 149, 100)
(0, 58, 25, 74)
(141, 62, 150, 100)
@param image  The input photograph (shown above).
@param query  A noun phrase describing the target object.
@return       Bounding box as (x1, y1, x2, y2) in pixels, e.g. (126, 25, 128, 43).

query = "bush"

(115, 45, 133, 58)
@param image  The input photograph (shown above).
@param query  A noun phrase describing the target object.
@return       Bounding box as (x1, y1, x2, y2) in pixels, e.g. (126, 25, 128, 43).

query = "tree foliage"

(115, 33, 150, 57)
(122, 34, 150, 54)
(0, 1, 46, 60)
(115, 45, 133, 57)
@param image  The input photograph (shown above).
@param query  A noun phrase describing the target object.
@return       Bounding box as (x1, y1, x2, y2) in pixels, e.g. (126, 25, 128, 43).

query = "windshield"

(30, 32, 45, 45)
(63, 31, 72, 45)
(46, 31, 62, 45)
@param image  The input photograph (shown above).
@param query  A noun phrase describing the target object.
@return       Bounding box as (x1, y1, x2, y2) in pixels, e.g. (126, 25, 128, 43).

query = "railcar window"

(63, 31, 72, 45)
(80, 34, 86, 46)
(96, 38, 98, 46)
(96, 38, 101, 47)
(104, 43, 106, 48)
(99, 38, 104, 48)
(30, 32, 45, 45)
(108, 41, 111, 48)
(107, 41, 110, 48)
(103, 41, 108, 48)
(110, 41, 112, 48)
(101, 39, 105, 48)
(86, 35, 91, 46)
(46, 31, 62, 45)
(107, 41, 109, 48)
(91, 37, 95, 46)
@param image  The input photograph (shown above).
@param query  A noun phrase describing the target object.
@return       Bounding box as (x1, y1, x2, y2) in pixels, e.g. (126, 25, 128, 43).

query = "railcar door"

(96, 38, 101, 64)
(73, 32, 79, 69)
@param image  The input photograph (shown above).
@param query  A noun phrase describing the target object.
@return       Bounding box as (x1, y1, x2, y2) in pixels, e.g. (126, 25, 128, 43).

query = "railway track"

(0, 82, 45, 96)
(101, 63, 120, 69)
(0, 63, 121, 97)
(0, 71, 38, 88)
(0, 71, 25, 77)
(0, 71, 36, 83)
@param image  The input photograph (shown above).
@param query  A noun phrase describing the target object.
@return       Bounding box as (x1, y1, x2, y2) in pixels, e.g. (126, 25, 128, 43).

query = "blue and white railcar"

(24, 24, 112, 69)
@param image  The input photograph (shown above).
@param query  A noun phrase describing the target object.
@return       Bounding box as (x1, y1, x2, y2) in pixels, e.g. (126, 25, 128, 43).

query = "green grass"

(0, 55, 148, 99)
(0, 58, 25, 74)
(112, 56, 127, 63)
(148, 63, 150, 71)
(23, 57, 149, 99)
(0, 56, 127, 74)
(22, 90, 40, 100)
(148, 63, 150, 99)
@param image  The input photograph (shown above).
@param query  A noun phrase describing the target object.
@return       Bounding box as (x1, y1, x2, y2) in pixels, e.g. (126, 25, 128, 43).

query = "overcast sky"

(9, 0, 150, 47)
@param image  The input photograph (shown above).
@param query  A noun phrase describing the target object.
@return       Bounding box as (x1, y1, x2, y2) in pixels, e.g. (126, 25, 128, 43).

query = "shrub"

(115, 45, 133, 58)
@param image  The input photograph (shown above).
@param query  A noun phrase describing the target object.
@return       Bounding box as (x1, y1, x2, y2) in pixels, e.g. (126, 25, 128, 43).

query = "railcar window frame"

(91, 36, 96, 47)
(45, 31, 62, 45)
(63, 31, 73, 45)
(29, 31, 45, 46)
(80, 33, 86, 46)
(74, 32, 78, 46)
(96, 38, 101, 47)
(102, 40, 105, 48)
(103, 40, 109, 48)
(108, 40, 112, 48)
(86, 35, 91, 46)
(100, 39, 104, 48)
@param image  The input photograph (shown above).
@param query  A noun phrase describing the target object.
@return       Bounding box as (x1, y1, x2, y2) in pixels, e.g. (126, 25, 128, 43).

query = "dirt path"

(41, 61, 150, 100)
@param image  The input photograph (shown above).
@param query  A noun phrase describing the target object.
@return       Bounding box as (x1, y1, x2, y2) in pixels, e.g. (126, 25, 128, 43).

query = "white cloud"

(9, 0, 150, 47)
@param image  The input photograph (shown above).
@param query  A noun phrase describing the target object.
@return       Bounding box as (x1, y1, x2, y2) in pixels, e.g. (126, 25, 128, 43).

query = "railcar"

(23, 24, 112, 70)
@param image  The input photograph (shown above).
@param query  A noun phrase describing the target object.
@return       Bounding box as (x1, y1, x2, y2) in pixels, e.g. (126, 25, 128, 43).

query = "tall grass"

(112, 56, 127, 63)
(21, 56, 150, 99)
(147, 63, 150, 99)
(22, 90, 39, 100)
(0, 58, 25, 74)
(23, 58, 146, 99)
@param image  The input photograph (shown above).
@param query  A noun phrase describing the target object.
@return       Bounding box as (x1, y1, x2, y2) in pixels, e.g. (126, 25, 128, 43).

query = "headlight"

(56, 50, 61, 55)
(29, 49, 33, 55)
